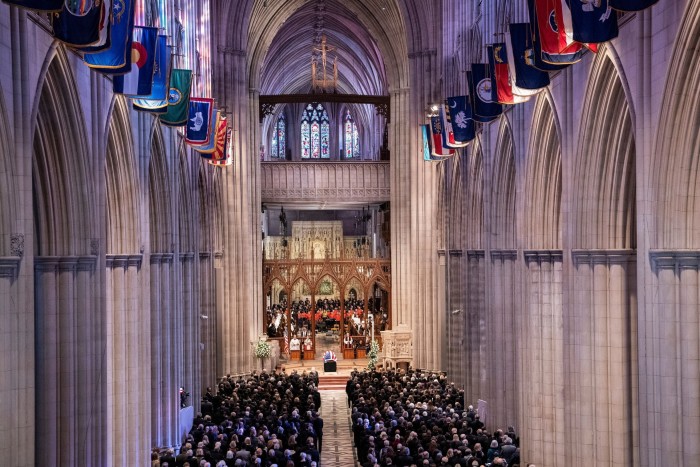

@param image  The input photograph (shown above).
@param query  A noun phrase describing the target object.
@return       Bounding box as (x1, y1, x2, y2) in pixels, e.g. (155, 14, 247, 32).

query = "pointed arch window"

(270, 114, 286, 158)
(301, 103, 330, 159)
(344, 110, 360, 159)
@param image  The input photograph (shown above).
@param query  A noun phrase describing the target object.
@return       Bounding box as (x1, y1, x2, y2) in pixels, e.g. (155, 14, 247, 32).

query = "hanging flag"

(609, 0, 658, 11)
(80, 0, 112, 53)
(209, 116, 229, 162)
(487, 44, 531, 105)
(112, 26, 158, 97)
(529, 0, 584, 66)
(133, 35, 172, 113)
(185, 98, 215, 146)
(422, 124, 440, 161)
(506, 24, 551, 92)
(2, 0, 63, 11)
(446, 96, 475, 144)
(193, 110, 220, 154)
(563, 0, 619, 44)
(209, 127, 234, 167)
(467, 64, 502, 123)
(440, 104, 468, 149)
(159, 69, 193, 127)
(52, 0, 104, 48)
(429, 116, 455, 158)
(84, 0, 135, 72)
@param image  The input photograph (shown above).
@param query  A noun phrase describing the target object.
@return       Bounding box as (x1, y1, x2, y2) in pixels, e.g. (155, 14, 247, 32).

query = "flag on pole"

(440, 104, 468, 149)
(283, 329, 290, 356)
(422, 124, 441, 162)
(527, 0, 578, 69)
(192, 110, 220, 154)
(488, 44, 531, 104)
(52, 0, 103, 48)
(208, 127, 234, 167)
(506, 24, 551, 92)
(185, 98, 215, 146)
(112, 26, 158, 97)
(532, 0, 585, 64)
(609, 0, 658, 11)
(467, 64, 502, 123)
(563, 0, 619, 44)
(132, 35, 172, 113)
(84, 0, 135, 72)
(159, 69, 192, 127)
(446, 96, 475, 144)
(1, 0, 63, 12)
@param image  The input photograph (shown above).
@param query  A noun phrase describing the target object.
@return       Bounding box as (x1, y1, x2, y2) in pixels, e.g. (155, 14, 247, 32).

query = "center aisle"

(319, 390, 357, 467)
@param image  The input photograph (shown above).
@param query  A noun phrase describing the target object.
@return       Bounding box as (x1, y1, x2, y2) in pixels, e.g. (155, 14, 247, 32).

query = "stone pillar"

(464, 250, 486, 401)
(150, 254, 163, 447)
(199, 252, 217, 393)
(566, 250, 638, 467)
(35, 255, 103, 466)
(520, 251, 565, 467)
(485, 250, 519, 431)
(643, 251, 700, 466)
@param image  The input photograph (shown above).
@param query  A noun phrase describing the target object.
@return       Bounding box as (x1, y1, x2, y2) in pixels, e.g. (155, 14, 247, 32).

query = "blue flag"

(506, 24, 551, 91)
(193, 110, 220, 154)
(112, 26, 158, 97)
(565, 0, 619, 44)
(446, 96, 475, 144)
(133, 35, 172, 113)
(52, 0, 103, 48)
(422, 124, 439, 161)
(185, 98, 215, 146)
(84, 0, 135, 72)
(2, 0, 62, 10)
(467, 64, 502, 123)
(80, 0, 113, 53)
(609, 0, 658, 11)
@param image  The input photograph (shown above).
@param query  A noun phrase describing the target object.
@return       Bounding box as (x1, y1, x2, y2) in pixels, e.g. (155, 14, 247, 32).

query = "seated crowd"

(347, 369, 520, 467)
(152, 370, 324, 467)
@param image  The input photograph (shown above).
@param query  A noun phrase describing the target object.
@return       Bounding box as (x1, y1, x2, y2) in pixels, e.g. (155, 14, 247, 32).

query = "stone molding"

(523, 249, 563, 264)
(179, 252, 196, 261)
(34, 256, 97, 272)
(571, 249, 636, 266)
(490, 249, 518, 261)
(150, 253, 174, 265)
(199, 252, 212, 259)
(260, 161, 390, 204)
(649, 249, 700, 270)
(106, 254, 143, 269)
(0, 256, 21, 278)
(466, 250, 485, 260)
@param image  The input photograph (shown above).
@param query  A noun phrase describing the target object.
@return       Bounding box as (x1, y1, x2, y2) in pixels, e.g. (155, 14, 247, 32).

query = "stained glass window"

(277, 116, 286, 158)
(301, 103, 330, 159)
(344, 110, 360, 158)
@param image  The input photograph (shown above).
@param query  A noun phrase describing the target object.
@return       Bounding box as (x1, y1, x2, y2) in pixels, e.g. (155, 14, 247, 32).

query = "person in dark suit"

(312, 412, 324, 452)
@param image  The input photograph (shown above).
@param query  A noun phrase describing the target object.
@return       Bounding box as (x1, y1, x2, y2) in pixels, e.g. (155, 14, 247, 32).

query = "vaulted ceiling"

(259, 0, 388, 96)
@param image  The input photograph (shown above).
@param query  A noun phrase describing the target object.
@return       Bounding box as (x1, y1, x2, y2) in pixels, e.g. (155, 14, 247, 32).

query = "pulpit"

(343, 348, 355, 359)
(290, 350, 301, 360)
(356, 347, 366, 358)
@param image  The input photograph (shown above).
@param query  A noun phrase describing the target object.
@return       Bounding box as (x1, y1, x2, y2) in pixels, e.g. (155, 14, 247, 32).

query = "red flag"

(534, 0, 585, 62)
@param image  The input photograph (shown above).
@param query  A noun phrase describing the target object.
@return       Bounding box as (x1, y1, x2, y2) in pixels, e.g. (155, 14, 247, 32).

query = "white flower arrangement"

(254, 339, 271, 359)
(367, 340, 380, 370)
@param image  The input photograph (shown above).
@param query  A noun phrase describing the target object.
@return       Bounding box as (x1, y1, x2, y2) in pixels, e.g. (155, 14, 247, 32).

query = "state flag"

(112, 26, 158, 97)
(467, 64, 502, 123)
(80, 0, 112, 52)
(530, 0, 584, 65)
(506, 24, 550, 93)
(429, 116, 455, 158)
(132, 35, 172, 113)
(159, 69, 193, 127)
(192, 110, 220, 154)
(446, 96, 475, 145)
(52, 0, 103, 48)
(84, 0, 135, 72)
(441, 104, 468, 148)
(422, 124, 441, 162)
(563, 0, 619, 44)
(185, 98, 215, 146)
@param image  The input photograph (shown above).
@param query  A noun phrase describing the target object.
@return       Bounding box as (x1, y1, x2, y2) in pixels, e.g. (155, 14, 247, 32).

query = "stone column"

(150, 254, 163, 447)
(643, 251, 700, 466)
(199, 252, 217, 393)
(566, 250, 638, 467)
(520, 251, 565, 467)
(485, 250, 519, 430)
(464, 250, 486, 401)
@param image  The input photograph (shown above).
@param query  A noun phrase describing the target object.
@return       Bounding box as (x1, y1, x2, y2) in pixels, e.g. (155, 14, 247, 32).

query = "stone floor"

(319, 390, 357, 467)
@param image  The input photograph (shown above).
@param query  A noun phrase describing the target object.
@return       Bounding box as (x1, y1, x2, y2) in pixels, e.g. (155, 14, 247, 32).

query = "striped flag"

(283, 329, 290, 355)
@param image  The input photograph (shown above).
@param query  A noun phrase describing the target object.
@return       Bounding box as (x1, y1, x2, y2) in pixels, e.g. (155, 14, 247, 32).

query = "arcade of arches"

(0, 1, 699, 466)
